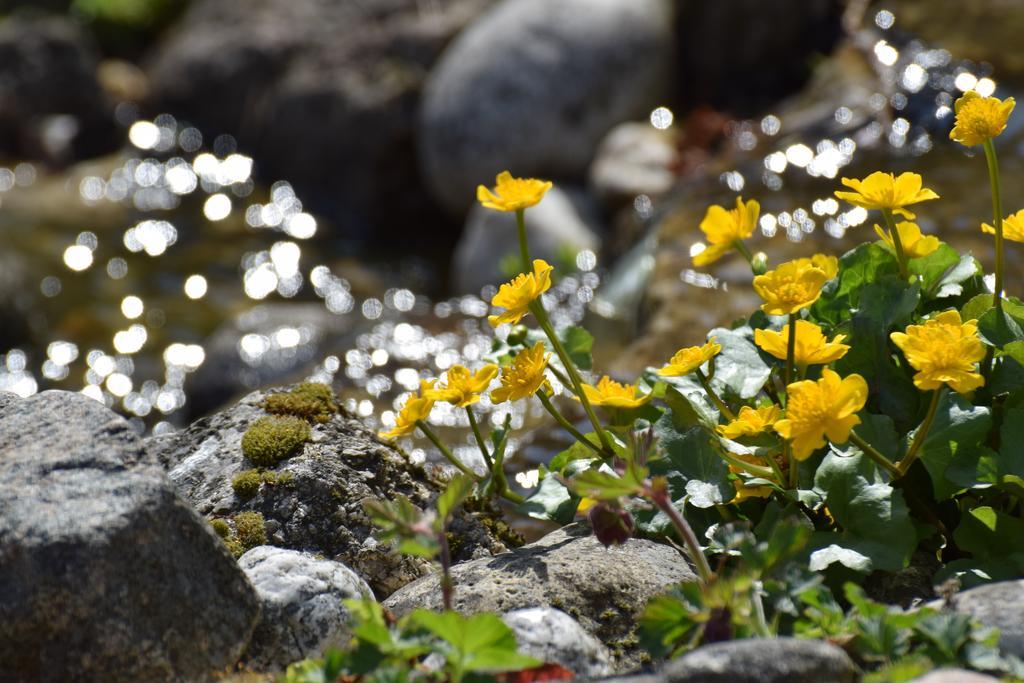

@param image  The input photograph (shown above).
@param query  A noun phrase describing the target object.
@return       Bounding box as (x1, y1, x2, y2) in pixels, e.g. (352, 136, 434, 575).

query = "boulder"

(0, 15, 117, 163)
(383, 523, 696, 669)
(452, 185, 601, 294)
(910, 669, 1001, 683)
(148, 384, 510, 597)
(589, 122, 679, 208)
(418, 0, 676, 213)
(947, 580, 1024, 658)
(658, 638, 857, 683)
(0, 391, 260, 681)
(239, 546, 373, 671)
(501, 607, 614, 678)
(145, 0, 489, 249)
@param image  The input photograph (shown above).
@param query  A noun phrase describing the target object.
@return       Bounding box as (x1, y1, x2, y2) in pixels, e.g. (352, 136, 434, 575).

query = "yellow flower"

(982, 209, 1024, 243)
(491, 342, 551, 403)
(656, 338, 722, 377)
(576, 376, 651, 409)
(774, 369, 868, 460)
(425, 364, 500, 408)
(753, 256, 836, 315)
(476, 171, 553, 212)
(717, 404, 782, 440)
(731, 475, 774, 503)
(379, 381, 435, 439)
(949, 91, 1015, 147)
(754, 320, 849, 368)
(488, 259, 554, 327)
(873, 221, 941, 258)
(834, 172, 939, 219)
(890, 310, 985, 395)
(692, 197, 760, 266)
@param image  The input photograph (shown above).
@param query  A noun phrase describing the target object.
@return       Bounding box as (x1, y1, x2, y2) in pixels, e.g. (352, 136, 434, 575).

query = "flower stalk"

(848, 432, 901, 479)
(416, 420, 479, 480)
(465, 408, 495, 471)
(648, 481, 713, 584)
(694, 368, 735, 421)
(881, 208, 910, 280)
(896, 388, 944, 476)
(515, 209, 531, 273)
(983, 139, 1005, 318)
(537, 390, 607, 456)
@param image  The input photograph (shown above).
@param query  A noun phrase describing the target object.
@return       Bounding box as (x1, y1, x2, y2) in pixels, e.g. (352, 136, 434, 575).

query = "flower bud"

(751, 251, 769, 275)
(588, 502, 635, 547)
(507, 324, 529, 346)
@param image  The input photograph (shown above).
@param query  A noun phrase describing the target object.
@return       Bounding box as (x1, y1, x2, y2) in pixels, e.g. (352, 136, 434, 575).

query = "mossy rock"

(241, 415, 310, 467)
(263, 382, 338, 423)
(231, 469, 263, 499)
(234, 511, 267, 554)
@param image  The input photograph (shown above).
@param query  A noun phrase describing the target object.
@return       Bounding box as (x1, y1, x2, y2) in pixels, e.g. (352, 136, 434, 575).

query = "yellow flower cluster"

(754, 320, 849, 368)
(835, 171, 939, 219)
(488, 259, 554, 327)
(890, 310, 985, 395)
(426, 365, 500, 408)
(753, 254, 837, 315)
(477, 171, 553, 212)
(982, 209, 1024, 243)
(873, 221, 940, 259)
(379, 380, 436, 440)
(491, 342, 551, 404)
(656, 338, 721, 377)
(577, 376, 650, 409)
(693, 197, 760, 266)
(949, 91, 1015, 147)
(717, 404, 781, 440)
(774, 370, 868, 460)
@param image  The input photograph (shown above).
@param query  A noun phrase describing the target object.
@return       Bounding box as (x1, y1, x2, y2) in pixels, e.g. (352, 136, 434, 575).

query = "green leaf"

(908, 245, 978, 299)
(833, 279, 921, 429)
(961, 293, 995, 322)
(954, 506, 1024, 560)
(978, 307, 1024, 346)
(410, 610, 541, 674)
(653, 410, 733, 508)
(999, 407, 1024, 480)
(812, 450, 915, 573)
(560, 325, 595, 370)
(706, 326, 771, 399)
(569, 465, 646, 501)
(517, 472, 579, 524)
(654, 378, 719, 429)
(813, 242, 899, 326)
(917, 393, 992, 500)
(436, 475, 475, 522)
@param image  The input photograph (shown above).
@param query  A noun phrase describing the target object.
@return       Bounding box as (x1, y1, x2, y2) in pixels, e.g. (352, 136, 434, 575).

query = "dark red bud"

(588, 502, 635, 547)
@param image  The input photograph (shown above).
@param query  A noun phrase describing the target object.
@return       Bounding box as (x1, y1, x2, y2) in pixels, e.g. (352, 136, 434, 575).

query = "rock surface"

(452, 185, 601, 294)
(0, 391, 260, 681)
(383, 523, 695, 669)
(149, 384, 510, 597)
(419, 0, 676, 212)
(948, 579, 1024, 658)
(659, 638, 857, 683)
(0, 15, 117, 163)
(589, 122, 679, 208)
(910, 669, 1001, 683)
(146, 0, 489, 248)
(501, 607, 614, 678)
(239, 546, 373, 671)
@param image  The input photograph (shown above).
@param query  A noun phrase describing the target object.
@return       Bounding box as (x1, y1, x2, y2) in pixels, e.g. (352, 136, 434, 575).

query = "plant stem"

(784, 314, 798, 388)
(897, 388, 944, 476)
(650, 490, 713, 583)
(881, 208, 909, 280)
(537, 390, 607, 456)
(532, 303, 616, 454)
(695, 368, 736, 421)
(763, 450, 785, 486)
(515, 209, 531, 272)
(718, 450, 775, 479)
(438, 528, 454, 611)
(785, 442, 798, 489)
(465, 408, 495, 471)
(848, 431, 901, 479)
(984, 139, 1005, 319)
(416, 420, 480, 480)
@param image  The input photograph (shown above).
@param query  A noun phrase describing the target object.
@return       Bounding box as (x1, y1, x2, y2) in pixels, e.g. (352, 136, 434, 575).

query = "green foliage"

(264, 382, 339, 423)
(705, 327, 771, 399)
(233, 511, 267, 553)
(241, 415, 311, 466)
(231, 469, 263, 500)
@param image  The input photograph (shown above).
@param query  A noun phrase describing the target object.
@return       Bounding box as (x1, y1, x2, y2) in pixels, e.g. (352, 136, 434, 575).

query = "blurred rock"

(419, 0, 676, 213)
(946, 579, 1024, 658)
(148, 383, 510, 597)
(501, 607, 614, 678)
(659, 638, 857, 683)
(239, 546, 373, 671)
(383, 523, 695, 670)
(589, 122, 679, 208)
(145, 0, 489, 251)
(910, 669, 1001, 683)
(453, 185, 601, 294)
(0, 391, 258, 681)
(0, 15, 118, 164)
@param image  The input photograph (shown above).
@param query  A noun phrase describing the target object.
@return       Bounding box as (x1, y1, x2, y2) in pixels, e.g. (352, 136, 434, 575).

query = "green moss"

(232, 469, 263, 499)
(263, 382, 338, 423)
(241, 415, 310, 466)
(210, 518, 231, 538)
(234, 511, 267, 552)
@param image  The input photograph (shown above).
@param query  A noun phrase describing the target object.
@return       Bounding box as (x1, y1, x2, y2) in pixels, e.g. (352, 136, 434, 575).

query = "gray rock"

(589, 122, 678, 207)
(502, 607, 613, 678)
(0, 391, 259, 682)
(419, 0, 676, 213)
(452, 185, 601, 294)
(383, 523, 695, 670)
(239, 546, 373, 671)
(910, 669, 1001, 683)
(659, 638, 857, 683)
(948, 580, 1024, 658)
(149, 384, 509, 597)
(146, 0, 489, 247)
(0, 15, 117, 163)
